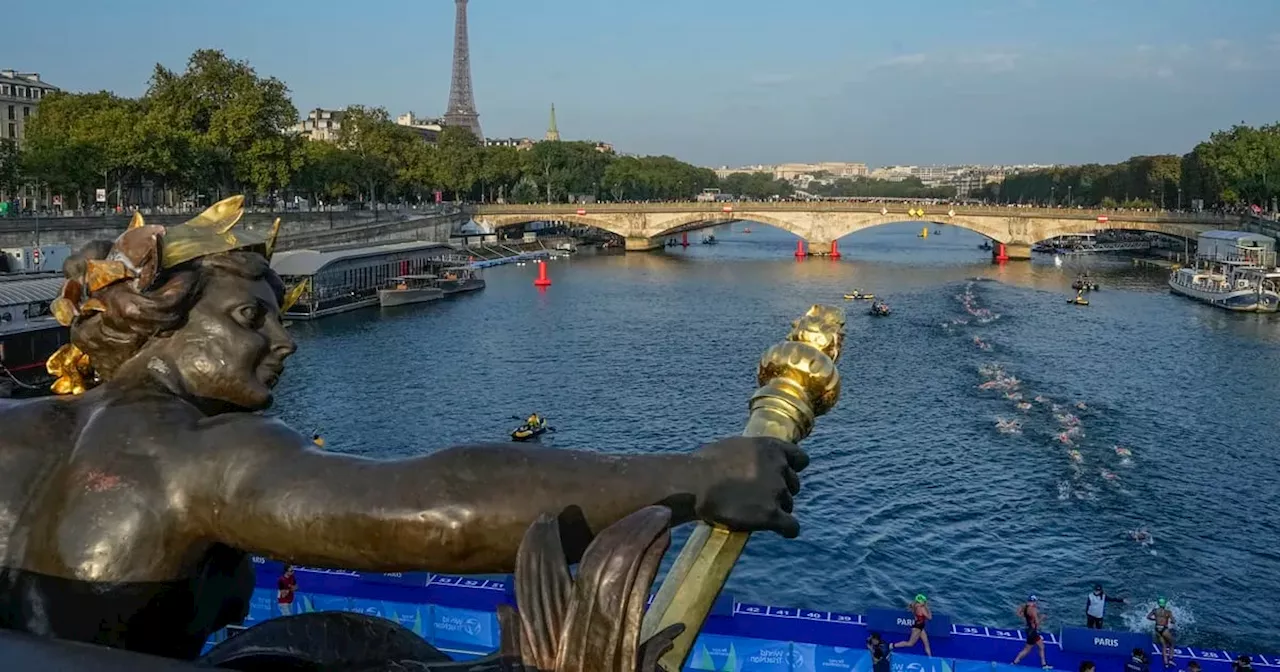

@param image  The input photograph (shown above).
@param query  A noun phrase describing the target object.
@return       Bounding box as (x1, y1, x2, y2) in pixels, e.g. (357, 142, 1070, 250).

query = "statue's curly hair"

(64, 242, 285, 380)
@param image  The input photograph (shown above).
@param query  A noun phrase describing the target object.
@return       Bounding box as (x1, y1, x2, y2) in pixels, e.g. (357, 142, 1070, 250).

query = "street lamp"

(1067, 185, 1073, 207)
(1177, 186, 1182, 211)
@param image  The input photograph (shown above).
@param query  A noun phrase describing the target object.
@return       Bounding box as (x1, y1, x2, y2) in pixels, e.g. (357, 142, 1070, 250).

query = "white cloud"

(959, 52, 1019, 73)
(878, 53, 928, 68)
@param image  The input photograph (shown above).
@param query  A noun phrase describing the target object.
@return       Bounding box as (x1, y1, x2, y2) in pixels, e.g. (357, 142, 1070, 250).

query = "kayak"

(511, 423, 548, 441)
(1068, 297, 1090, 306)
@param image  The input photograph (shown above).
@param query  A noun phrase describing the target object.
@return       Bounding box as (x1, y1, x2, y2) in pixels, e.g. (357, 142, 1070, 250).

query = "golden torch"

(640, 304, 846, 671)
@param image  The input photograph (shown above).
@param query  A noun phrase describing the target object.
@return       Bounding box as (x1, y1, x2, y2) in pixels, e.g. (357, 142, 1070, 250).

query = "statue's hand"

(692, 436, 809, 538)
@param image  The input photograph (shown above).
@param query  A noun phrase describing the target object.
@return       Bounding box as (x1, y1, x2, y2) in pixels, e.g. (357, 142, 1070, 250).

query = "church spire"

(545, 103, 560, 142)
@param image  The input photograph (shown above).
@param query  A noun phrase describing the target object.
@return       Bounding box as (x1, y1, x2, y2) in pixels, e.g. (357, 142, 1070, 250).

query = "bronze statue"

(0, 197, 807, 664)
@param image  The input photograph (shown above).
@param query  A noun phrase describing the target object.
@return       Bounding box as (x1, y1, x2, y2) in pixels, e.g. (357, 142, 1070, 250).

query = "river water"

(272, 222, 1280, 653)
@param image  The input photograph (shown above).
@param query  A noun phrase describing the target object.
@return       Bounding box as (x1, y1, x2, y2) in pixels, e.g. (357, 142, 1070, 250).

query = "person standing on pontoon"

(891, 594, 933, 657)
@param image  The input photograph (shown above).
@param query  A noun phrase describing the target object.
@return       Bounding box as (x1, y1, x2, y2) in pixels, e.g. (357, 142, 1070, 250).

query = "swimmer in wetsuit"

(1012, 595, 1050, 669)
(1148, 598, 1175, 667)
(891, 594, 933, 657)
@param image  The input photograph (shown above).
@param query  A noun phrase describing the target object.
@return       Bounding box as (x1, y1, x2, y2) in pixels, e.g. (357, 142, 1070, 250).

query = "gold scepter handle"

(641, 304, 846, 671)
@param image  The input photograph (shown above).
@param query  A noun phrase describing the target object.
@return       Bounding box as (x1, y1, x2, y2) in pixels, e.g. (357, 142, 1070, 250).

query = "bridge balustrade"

(469, 202, 1242, 226)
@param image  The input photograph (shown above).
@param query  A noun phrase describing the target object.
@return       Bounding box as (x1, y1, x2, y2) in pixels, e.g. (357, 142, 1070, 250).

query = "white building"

(1, 69, 58, 145)
(290, 108, 345, 142)
(1, 69, 60, 209)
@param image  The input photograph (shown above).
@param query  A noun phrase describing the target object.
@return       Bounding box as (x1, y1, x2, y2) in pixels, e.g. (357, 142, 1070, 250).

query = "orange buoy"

(830, 240, 842, 259)
(795, 240, 807, 259)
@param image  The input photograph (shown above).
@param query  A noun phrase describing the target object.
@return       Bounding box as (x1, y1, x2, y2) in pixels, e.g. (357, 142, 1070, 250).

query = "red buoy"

(994, 242, 1009, 263)
(829, 240, 842, 259)
(533, 260, 552, 287)
(795, 240, 807, 259)
(681, 231, 690, 247)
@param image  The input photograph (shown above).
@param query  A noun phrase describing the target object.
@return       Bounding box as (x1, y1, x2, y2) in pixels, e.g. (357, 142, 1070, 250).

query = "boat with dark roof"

(270, 240, 458, 320)
(0, 274, 69, 397)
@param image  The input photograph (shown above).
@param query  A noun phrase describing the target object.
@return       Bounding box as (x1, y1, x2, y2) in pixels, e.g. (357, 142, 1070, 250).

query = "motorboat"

(511, 419, 550, 442)
(978, 241, 993, 251)
(1068, 294, 1090, 306)
(701, 235, 718, 245)
(436, 266, 486, 295)
(378, 275, 444, 307)
(869, 301, 891, 317)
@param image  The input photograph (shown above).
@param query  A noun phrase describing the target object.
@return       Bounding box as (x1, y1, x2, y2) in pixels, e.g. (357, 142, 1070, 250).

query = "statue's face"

(157, 273, 295, 411)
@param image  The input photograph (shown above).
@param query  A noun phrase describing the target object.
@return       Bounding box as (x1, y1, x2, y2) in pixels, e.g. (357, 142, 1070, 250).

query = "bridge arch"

(825, 215, 1013, 243)
(471, 213, 633, 239)
(1029, 219, 1206, 243)
(649, 212, 811, 240)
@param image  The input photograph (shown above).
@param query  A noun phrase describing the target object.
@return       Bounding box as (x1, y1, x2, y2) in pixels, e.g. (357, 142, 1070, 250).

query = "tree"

(20, 91, 142, 208)
(433, 126, 483, 199)
(144, 49, 300, 201)
(0, 139, 21, 201)
(335, 105, 420, 207)
(479, 145, 522, 202)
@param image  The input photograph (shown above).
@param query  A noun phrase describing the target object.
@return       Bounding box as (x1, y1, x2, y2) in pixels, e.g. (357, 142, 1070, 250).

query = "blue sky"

(8, 0, 1280, 167)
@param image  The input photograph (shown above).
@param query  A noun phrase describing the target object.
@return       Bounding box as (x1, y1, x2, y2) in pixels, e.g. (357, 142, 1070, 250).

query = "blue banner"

(685, 634, 794, 671)
(994, 664, 1069, 672)
(1059, 627, 1149, 658)
(954, 660, 993, 672)
(865, 608, 953, 639)
(789, 644, 872, 672)
(295, 592, 350, 614)
(244, 588, 279, 624)
(891, 653, 953, 672)
(430, 605, 499, 651)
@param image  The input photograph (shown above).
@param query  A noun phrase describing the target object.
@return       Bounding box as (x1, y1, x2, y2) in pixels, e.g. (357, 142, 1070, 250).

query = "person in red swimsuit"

(1013, 595, 1050, 669)
(891, 594, 933, 657)
(276, 565, 297, 616)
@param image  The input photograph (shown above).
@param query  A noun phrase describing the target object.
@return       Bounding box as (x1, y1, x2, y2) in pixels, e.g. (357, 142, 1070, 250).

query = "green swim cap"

(1157, 597, 1167, 607)
(915, 594, 927, 603)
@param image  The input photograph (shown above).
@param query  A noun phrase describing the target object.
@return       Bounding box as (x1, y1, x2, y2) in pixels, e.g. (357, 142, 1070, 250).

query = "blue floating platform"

(209, 557, 1279, 672)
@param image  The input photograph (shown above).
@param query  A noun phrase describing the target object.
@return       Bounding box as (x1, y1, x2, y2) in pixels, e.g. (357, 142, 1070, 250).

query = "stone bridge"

(470, 202, 1246, 258)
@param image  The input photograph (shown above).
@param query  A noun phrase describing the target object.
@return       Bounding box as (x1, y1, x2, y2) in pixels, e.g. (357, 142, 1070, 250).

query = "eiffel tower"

(443, 0, 483, 140)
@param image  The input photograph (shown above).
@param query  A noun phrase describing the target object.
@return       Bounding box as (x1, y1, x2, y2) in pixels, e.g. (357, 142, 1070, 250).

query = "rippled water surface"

(273, 222, 1280, 652)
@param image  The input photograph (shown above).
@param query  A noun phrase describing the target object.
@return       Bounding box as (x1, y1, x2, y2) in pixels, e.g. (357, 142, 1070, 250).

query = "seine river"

(273, 222, 1280, 653)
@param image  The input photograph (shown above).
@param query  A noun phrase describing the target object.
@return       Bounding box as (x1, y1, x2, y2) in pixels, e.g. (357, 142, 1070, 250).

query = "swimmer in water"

(1056, 432, 1074, 445)
(1012, 595, 1050, 669)
(1100, 469, 1118, 481)
(1148, 598, 1175, 667)
(1034, 395, 1048, 404)
(1068, 449, 1083, 463)
(1017, 402, 1033, 411)
(1115, 446, 1133, 457)
(891, 594, 933, 657)
(1076, 402, 1088, 410)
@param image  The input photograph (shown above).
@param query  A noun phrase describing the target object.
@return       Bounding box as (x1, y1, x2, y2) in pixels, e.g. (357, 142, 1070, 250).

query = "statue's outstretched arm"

(185, 415, 800, 574)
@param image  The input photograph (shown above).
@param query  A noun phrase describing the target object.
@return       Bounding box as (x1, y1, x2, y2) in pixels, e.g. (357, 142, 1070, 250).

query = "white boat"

(1168, 231, 1280, 312)
(378, 274, 444, 307)
(1168, 263, 1280, 312)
